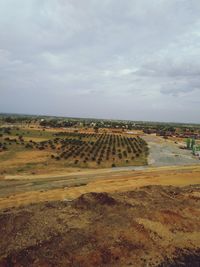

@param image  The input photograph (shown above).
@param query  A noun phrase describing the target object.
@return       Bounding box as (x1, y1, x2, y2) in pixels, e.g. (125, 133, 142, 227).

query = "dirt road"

(1, 165, 200, 210)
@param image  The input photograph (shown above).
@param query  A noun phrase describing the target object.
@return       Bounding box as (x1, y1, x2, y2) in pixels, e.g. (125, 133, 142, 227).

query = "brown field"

(1, 165, 200, 210)
(0, 181, 200, 266)
(1, 126, 200, 266)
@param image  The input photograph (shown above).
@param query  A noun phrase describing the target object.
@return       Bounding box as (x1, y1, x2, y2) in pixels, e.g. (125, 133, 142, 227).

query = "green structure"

(186, 138, 195, 150)
(186, 138, 200, 155)
(192, 144, 200, 155)
(186, 138, 191, 149)
(191, 138, 195, 149)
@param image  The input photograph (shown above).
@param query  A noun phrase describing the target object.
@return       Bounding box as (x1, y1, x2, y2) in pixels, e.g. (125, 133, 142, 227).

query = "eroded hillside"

(0, 185, 200, 267)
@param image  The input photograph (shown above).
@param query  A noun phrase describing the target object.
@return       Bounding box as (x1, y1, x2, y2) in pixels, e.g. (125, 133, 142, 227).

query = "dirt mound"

(0, 185, 200, 267)
(73, 192, 117, 209)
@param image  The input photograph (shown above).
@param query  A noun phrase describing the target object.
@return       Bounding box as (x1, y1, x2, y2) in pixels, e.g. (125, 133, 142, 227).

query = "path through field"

(1, 165, 200, 210)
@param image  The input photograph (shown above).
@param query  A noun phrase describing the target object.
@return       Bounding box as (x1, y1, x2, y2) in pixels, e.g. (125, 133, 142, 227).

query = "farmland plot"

(0, 128, 148, 173)
(51, 132, 148, 167)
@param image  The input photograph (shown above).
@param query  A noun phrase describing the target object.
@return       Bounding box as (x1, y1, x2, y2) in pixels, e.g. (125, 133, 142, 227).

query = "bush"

(25, 143, 33, 149)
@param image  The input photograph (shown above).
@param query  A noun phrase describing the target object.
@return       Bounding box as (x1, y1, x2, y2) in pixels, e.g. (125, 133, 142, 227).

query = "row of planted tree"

(51, 133, 148, 167)
(0, 132, 148, 167)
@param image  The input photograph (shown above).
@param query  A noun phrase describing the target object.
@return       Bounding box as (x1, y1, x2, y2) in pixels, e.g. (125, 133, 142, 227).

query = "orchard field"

(51, 132, 148, 167)
(0, 127, 148, 175)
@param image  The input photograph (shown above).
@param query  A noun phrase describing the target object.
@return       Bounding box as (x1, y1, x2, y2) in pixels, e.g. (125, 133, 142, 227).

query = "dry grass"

(1, 165, 200, 210)
(0, 185, 200, 266)
(0, 150, 49, 171)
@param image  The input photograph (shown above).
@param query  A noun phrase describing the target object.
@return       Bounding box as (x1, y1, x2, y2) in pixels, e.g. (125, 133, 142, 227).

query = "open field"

(0, 129, 200, 210)
(1, 118, 200, 266)
(1, 124, 199, 176)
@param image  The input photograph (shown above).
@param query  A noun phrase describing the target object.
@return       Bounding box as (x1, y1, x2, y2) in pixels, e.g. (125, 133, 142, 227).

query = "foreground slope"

(0, 185, 200, 267)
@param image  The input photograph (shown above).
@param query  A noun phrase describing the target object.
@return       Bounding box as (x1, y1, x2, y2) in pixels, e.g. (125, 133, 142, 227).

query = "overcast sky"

(1, 0, 200, 123)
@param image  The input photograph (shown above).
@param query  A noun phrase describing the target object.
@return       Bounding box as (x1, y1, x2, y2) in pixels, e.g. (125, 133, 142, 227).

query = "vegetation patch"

(0, 127, 148, 173)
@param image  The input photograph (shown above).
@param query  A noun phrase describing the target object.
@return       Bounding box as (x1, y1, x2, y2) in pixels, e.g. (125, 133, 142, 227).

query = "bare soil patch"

(1, 165, 200, 210)
(0, 185, 200, 267)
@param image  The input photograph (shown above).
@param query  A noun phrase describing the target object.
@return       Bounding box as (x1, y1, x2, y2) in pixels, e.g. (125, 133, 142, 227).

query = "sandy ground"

(143, 135, 200, 166)
(1, 165, 200, 210)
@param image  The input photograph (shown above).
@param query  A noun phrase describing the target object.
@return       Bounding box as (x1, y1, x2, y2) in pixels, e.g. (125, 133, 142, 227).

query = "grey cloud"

(160, 78, 200, 96)
(135, 59, 200, 78)
(1, 0, 200, 122)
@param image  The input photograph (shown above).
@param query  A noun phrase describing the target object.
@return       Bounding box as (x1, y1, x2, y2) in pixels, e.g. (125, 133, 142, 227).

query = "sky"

(1, 0, 200, 123)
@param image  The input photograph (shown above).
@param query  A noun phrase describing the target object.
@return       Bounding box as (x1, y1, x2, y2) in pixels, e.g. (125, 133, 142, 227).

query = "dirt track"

(1, 165, 200, 210)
